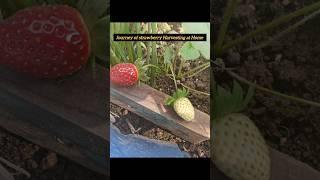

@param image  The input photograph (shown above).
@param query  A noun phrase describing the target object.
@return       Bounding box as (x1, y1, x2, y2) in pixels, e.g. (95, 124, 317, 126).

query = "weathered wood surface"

(212, 148, 320, 180)
(110, 83, 210, 144)
(0, 66, 109, 175)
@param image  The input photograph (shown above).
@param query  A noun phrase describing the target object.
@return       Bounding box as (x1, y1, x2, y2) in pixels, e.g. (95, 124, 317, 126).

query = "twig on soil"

(110, 111, 120, 119)
(244, 8, 320, 52)
(125, 119, 141, 134)
(168, 76, 210, 96)
(180, 83, 210, 96)
(220, 0, 320, 54)
(227, 70, 320, 108)
(0, 157, 31, 178)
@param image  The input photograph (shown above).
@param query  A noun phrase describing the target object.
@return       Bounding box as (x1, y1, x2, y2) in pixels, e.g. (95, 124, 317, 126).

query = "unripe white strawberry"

(165, 88, 195, 121)
(173, 97, 195, 121)
(212, 113, 270, 180)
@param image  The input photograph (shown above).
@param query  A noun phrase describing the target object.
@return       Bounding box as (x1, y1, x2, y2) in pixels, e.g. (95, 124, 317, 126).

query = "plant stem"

(146, 23, 151, 65)
(187, 64, 210, 78)
(214, 0, 238, 56)
(110, 48, 120, 65)
(170, 65, 178, 91)
(124, 23, 135, 63)
(227, 70, 320, 108)
(90, 56, 96, 79)
(177, 59, 184, 78)
(136, 23, 143, 59)
(180, 62, 210, 78)
(180, 83, 210, 96)
(151, 22, 157, 86)
(244, 7, 320, 52)
(221, 1, 320, 54)
(168, 76, 210, 96)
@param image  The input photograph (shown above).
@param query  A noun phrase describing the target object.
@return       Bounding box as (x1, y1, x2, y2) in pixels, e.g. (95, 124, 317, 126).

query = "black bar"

(111, 158, 211, 179)
(111, 0, 210, 22)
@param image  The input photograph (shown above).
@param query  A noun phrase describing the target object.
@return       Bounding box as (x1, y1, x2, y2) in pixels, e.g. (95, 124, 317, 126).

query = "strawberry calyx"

(134, 59, 149, 83)
(213, 80, 255, 120)
(165, 88, 189, 106)
(134, 58, 161, 84)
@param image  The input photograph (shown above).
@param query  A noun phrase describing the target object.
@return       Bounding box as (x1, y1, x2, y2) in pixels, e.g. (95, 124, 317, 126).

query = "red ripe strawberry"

(0, 5, 90, 79)
(110, 63, 139, 86)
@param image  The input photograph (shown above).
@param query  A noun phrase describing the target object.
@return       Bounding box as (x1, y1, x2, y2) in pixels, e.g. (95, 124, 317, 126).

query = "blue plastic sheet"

(110, 123, 190, 158)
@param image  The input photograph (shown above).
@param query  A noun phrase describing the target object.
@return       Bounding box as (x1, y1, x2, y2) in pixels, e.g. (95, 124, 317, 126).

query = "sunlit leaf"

(182, 22, 210, 59)
(180, 42, 200, 61)
(164, 46, 174, 64)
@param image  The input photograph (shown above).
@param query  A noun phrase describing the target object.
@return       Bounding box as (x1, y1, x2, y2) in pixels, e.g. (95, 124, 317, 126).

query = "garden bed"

(0, 128, 106, 180)
(110, 67, 210, 157)
(213, 0, 320, 177)
(0, 66, 109, 178)
(110, 22, 210, 157)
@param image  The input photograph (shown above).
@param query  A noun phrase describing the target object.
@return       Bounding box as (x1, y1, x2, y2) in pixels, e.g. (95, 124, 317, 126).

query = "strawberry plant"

(0, 0, 109, 78)
(165, 88, 195, 122)
(212, 80, 272, 180)
(110, 22, 210, 97)
(213, 0, 320, 108)
(212, 0, 320, 179)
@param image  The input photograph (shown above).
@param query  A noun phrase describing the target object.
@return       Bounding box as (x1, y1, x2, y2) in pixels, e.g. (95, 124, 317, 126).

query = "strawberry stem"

(214, 0, 238, 57)
(136, 23, 143, 59)
(169, 65, 178, 91)
(179, 62, 210, 78)
(150, 22, 158, 86)
(227, 70, 320, 108)
(218, 0, 320, 55)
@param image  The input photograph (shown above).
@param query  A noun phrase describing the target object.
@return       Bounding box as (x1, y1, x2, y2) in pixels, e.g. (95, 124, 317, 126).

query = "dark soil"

(213, 0, 320, 171)
(0, 128, 106, 180)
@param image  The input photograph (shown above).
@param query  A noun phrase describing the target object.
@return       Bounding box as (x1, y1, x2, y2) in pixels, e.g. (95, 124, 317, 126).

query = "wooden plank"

(0, 66, 109, 175)
(212, 148, 320, 180)
(110, 83, 210, 144)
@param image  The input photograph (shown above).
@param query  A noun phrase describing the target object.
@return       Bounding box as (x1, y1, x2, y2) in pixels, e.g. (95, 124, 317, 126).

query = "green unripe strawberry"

(212, 81, 271, 180)
(212, 113, 271, 180)
(173, 97, 195, 121)
(165, 88, 195, 121)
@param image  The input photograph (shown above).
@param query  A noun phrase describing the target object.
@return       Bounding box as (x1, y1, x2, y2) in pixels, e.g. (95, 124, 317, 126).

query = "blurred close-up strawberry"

(0, 0, 109, 79)
(0, 5, 90, 78)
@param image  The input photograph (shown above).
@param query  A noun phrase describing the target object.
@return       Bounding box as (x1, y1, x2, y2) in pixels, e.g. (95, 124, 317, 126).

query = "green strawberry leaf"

(45, 0, 58, 5)
(213, 81, 255, 119)
(91, 15, 109, 61)
(165, 97, 175, 106)
(62, 0, 79, 7)
(165, 88, 189, 106)
(0, 10, 3, 21)
(164, 46, 174, 65)
(180, 42, 200, 61)
(0, 0, 18, 17)
(240, 84, 255, 111)
(232, 80, 244, 112)
(12, 0, 35, 8)
(182, 22, 210, 59)
(78, 0, 109, 30)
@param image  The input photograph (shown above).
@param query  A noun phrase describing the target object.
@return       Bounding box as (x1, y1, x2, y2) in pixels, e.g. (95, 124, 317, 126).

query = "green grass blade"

(136, 23, 143, 59)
